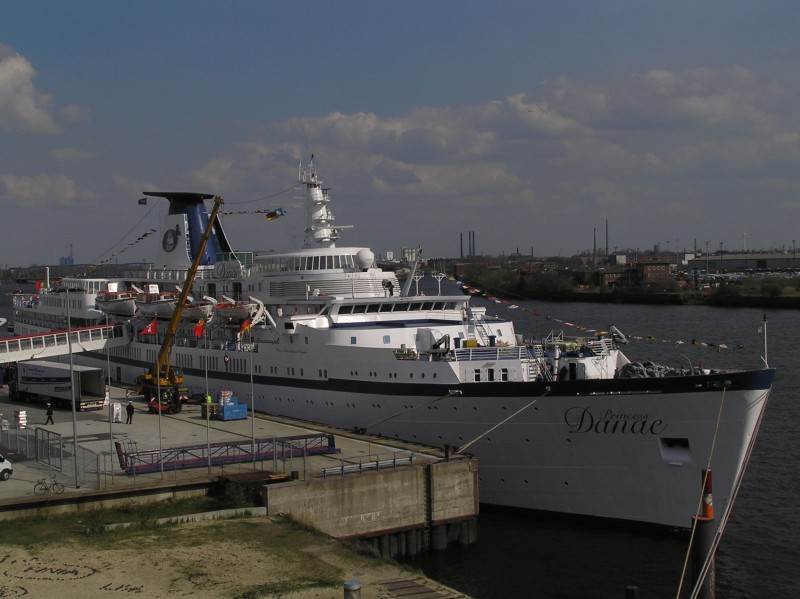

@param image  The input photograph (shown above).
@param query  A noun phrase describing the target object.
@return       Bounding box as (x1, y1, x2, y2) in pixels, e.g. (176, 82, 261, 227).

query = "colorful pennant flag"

(239, 318, 252, 333)
(265, 208, 285, 221)
(139, 317, 157, 335)
(193, 318, 205, 338)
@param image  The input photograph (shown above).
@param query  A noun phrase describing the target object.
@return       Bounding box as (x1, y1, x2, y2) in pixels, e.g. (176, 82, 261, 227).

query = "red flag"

(193, 318, 205, 338)
(239, 318, 251, 333)
(139, 317, 157, 335)
(35, 281, 43, 292)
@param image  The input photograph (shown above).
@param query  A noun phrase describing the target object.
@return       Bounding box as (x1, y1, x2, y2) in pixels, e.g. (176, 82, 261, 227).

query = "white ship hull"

(55, 330, 768, 530)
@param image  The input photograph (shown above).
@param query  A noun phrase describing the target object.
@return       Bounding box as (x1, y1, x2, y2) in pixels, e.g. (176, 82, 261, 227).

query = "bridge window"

(473, 369, 481, 382)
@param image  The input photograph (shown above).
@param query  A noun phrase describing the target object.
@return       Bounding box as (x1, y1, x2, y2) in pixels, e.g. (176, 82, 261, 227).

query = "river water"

(1, 283, 797, 597)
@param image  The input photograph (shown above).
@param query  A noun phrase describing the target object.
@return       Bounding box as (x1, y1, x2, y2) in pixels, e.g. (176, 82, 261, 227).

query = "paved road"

(0, 384, 440, 503)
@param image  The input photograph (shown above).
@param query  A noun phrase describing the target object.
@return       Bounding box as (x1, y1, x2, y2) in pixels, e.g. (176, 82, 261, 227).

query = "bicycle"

(33, 477, 65, 495)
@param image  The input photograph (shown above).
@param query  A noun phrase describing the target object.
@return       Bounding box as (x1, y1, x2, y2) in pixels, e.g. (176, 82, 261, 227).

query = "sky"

(2, 1, 800, 267)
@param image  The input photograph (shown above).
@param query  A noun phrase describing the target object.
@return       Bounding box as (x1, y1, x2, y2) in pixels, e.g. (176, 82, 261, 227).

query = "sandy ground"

(0, 517, 464, 599)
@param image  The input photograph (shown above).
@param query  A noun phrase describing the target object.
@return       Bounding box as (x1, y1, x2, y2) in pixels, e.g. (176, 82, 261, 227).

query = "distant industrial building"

(686, 252, 800, 272)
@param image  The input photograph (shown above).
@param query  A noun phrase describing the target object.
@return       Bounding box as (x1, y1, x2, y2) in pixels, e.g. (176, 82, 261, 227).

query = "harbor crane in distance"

(136, 194, 224, 410)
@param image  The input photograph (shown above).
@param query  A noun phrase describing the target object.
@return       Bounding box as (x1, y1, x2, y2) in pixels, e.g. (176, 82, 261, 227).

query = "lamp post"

(250, 345, 256, 467)
(66, 289, 80, 489)
(205, 330, 211, 472)
(106, 314, 114, 485)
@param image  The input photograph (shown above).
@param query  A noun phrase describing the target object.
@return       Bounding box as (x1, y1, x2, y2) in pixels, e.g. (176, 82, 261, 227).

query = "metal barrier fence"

(0, 425, 103, 490)
(322, 450, 416, 477)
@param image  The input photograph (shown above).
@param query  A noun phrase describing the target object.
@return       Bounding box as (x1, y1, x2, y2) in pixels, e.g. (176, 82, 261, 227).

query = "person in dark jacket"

(126, 401, 135, 424)
(45, 403, 54, 425)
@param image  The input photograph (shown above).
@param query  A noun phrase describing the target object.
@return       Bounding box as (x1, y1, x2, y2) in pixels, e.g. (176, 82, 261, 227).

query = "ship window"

(473, 369, 481, 382)
(421, 302, 433, 310)
(350, 336, 357, 345)
(338, 305, 353, 315)
(501, 368, 509, 381)
(394, 303, 409, 312)
(379, 304, 393, 312)
(432, 302, 444, 310)
(409, 302, 422, 311)
(659, 438, 692, 464)
(383, 335, 391, 344)
(367, 304, 379, 313)
(353, 305, 367, 314)
(487, 369, 495, 382)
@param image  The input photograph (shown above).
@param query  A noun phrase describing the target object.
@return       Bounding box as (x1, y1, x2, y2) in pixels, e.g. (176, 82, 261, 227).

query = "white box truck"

(8, 360, 108, 411)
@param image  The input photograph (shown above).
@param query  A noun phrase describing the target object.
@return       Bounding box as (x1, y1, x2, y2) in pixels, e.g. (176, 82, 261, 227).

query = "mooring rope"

(362, 391, 461, 431)
(456, 393, 546, 454)
(687, 387, 771, 599)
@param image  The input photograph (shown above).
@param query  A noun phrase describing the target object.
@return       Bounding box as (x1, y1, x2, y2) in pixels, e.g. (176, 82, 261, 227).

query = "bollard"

(690, 469, 716, 599)
(343, 579, 361, 599)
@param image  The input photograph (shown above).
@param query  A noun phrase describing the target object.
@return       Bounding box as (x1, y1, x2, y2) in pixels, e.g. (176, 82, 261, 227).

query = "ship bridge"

(0, 325, 128, 364)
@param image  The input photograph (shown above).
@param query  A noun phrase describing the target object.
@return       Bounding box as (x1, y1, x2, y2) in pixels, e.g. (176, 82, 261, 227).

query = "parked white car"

(0, 454, 12, 481)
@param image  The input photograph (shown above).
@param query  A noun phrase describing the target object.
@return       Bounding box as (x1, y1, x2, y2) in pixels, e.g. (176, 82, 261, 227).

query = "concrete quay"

(0, 384, 479, 557)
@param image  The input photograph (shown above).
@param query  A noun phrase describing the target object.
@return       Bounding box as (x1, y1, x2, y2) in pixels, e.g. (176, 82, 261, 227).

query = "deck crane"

(136, 194, 224, 409)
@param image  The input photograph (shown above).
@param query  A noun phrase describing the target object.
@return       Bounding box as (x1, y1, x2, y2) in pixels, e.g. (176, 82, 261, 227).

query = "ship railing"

(0, 324, 124, 358)
(322, 450, 415, 477)
(121, 266, 252, 283)
(452, 346, 527, 362)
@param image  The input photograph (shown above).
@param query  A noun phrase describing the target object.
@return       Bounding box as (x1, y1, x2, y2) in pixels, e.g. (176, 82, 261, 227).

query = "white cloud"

(0, 46, 60, 134)
(0, 173, 77, 207)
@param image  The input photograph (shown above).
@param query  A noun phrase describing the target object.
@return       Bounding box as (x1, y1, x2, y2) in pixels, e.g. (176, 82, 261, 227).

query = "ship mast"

(299, 158, 349, 248)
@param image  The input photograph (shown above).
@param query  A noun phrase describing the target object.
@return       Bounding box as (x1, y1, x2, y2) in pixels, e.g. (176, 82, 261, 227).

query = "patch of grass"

(0, 495, 236, 545)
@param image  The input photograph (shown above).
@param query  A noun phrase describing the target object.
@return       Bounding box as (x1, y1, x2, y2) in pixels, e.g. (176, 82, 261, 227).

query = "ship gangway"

(0, 324, 128, 364)
(114, 432, 340, 475)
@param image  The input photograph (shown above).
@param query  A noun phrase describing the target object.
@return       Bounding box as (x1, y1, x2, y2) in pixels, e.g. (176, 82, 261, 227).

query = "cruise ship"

(10, 160, 774, 530)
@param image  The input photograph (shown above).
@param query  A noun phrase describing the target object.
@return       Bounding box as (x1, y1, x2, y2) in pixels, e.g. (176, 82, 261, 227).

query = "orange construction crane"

(136, 195, 224, 408)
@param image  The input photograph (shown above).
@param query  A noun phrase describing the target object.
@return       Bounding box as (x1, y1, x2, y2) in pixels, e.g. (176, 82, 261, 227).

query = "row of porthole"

(351, 371, 438, 379)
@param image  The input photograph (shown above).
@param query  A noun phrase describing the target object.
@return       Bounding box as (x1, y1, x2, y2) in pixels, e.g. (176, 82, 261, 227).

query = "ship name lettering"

(213, 261, 242, 279)
(564, 407, 667, 435)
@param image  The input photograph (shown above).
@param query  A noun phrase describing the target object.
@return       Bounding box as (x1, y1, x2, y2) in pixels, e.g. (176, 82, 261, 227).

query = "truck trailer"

(7, 360, 108, 411)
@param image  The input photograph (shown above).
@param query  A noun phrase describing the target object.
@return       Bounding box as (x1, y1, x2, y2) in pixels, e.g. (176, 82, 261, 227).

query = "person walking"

(45, 403, 54, 425)
(126, 401, 135, 424)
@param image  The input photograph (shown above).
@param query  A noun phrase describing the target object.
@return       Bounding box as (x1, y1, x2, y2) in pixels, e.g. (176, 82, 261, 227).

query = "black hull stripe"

(85, 351, 774, 399)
